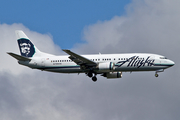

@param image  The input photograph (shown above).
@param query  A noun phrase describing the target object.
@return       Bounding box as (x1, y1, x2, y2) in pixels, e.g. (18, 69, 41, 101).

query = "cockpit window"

(160, 57, 167, 59)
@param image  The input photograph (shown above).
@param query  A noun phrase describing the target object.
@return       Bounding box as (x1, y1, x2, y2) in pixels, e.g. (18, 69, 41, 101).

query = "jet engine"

(102, 72, 122, 79)
(98, 62, 115, 72)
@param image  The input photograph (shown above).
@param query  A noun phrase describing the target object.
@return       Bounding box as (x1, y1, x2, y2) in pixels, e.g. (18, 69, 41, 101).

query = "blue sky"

(0, 0, 131, 49)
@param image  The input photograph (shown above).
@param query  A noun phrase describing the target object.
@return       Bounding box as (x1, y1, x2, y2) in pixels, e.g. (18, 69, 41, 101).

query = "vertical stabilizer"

(16, 30, 43, 57)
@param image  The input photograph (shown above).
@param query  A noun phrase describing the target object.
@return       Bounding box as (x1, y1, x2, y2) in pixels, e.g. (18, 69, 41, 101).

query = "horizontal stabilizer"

(7, 52, 31, 61)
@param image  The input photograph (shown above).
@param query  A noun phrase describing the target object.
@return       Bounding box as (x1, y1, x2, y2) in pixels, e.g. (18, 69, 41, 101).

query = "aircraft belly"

(43, 66, 84, 73)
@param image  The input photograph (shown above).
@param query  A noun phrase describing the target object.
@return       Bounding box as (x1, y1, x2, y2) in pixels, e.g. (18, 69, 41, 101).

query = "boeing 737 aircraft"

(7, 30, 175, 82)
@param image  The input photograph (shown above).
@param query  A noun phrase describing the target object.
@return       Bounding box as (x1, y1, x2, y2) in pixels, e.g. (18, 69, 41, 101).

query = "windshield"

(160, 56, 167, 59)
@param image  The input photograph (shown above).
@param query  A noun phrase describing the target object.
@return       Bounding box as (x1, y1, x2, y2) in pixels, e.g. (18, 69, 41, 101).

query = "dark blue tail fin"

(17, 38, 35, 57)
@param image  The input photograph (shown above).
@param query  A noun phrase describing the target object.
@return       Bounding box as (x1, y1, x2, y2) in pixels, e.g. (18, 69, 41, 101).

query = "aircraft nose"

(168, 60, 175, 66)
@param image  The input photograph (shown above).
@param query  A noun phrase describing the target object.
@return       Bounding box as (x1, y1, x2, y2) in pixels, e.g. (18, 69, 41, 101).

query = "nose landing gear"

(155, 73, 159, 77)
(155, 69, 164, 77)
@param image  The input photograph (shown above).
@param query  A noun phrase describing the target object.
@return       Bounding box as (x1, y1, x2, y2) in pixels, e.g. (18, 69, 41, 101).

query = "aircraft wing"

(63, 49, 97, 66)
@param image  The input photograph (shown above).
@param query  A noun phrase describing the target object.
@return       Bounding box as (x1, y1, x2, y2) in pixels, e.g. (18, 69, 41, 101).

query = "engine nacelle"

(102, 72, 122, 79)
(98, 62, 115, 72)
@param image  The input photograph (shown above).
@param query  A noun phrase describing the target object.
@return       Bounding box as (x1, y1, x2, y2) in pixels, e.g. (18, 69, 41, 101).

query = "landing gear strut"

(155, 69, 164, 77)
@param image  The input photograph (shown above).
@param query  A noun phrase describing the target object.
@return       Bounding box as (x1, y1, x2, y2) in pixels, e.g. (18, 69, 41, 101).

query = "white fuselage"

(19, 53, 174, 74)
(8, 30, 175, 81)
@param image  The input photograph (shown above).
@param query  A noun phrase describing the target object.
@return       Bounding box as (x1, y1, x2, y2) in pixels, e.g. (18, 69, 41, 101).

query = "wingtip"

(62, 49, 70, 52)
(7, 52, 12, 55)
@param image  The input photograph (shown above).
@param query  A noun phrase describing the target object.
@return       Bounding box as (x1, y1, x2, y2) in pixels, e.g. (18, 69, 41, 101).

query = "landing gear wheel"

(155, 73, 159, 77)
(92, 76, 97, 82)
(88, 72, 93, 77)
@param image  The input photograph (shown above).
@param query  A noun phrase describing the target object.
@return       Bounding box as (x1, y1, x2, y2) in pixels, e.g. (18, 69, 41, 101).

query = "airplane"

(7, 30, 175, 82)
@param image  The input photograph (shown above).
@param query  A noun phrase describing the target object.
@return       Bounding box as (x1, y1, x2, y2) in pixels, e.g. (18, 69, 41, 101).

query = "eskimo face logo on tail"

(18, 39, 35, 57)
(20, 43, 31, 55)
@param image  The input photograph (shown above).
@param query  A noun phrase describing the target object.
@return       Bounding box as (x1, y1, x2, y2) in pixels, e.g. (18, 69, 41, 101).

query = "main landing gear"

(92, 76, 97, 82)
(87, 72, 97, 82)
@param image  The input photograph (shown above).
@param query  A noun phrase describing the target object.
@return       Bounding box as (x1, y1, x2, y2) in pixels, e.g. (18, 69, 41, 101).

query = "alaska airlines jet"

(7, 30, 175, 82)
